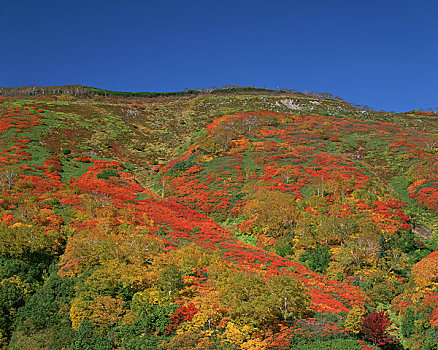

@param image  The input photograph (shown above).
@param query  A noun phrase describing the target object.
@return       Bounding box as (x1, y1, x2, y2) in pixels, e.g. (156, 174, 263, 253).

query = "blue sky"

(1, 0, 437, 112)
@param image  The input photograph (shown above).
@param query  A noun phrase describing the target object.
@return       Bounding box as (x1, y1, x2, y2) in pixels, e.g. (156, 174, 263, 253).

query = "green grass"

(391, 176, 412, 204)
(235, 233, 257, 246)
(292, 337, 374, 350)
(60, 157, 93, 181)
(391, 175, 438, 235)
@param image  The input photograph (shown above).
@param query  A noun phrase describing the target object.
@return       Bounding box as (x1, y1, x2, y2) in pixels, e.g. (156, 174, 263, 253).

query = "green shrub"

(273, 236, 294, 257)
(300, 244, 331, 273)
(171, 160, 196, 174)
(14, 263, 75, 332)
(292, 337, 365, 350)
(68, 321, 114, 350)
(400, 307, 416, 339)
(118, 303, 177, 349)
(96, 168, 120, 179)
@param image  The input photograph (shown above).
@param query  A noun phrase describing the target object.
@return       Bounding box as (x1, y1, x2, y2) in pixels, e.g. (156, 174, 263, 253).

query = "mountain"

(0, 85, 437, 349)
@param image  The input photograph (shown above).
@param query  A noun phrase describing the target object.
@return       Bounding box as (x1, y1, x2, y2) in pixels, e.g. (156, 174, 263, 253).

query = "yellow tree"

(243, 189, 300, 237)
(315, 214, 358, 245)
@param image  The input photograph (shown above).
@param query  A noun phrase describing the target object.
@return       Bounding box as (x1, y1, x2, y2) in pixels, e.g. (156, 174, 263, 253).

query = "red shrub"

(165, 303, 199, 334)
(361, 311, 396, 347)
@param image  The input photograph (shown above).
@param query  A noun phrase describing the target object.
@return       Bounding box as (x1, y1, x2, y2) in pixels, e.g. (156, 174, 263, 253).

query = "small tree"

(299, 244, 331, 273)
(0, 166, 19, 191)
(361, 311, 397, 348)
(345, 306, 366, 334)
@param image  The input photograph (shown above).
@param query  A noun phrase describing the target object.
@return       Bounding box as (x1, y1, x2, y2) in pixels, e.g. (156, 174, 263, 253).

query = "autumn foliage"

(0, 89, 437, 349)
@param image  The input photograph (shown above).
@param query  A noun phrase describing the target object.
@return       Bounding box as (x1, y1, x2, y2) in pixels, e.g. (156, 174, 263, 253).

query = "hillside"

(0, 86, 437, 350)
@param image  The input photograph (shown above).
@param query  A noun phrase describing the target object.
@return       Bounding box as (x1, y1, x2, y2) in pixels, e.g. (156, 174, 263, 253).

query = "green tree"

(118, 302, 177, 349)
(13, 263, 75, 333)
(156, 264, 184, 301)
(69, 321, 114, 350)
(0, 279, 25, 348)
(300, 244, 331, 273)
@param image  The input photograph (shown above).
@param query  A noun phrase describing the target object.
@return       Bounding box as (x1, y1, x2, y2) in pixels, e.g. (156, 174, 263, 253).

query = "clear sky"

(1, 0, 437, 112)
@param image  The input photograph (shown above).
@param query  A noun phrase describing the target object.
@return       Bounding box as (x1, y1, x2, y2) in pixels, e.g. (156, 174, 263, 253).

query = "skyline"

(1, 0, 437, 112)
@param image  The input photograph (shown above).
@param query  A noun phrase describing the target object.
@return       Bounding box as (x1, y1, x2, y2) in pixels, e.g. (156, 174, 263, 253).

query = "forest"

(0, 85, 437, 350)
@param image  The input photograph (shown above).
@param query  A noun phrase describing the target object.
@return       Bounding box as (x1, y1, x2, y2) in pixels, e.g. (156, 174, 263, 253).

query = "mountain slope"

(1, 86, 437, 349)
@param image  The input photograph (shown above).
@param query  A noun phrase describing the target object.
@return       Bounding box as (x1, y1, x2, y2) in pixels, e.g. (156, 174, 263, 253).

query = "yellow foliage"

(99, 258, 153, 289)
(141, 213, 154, 226)
(59, 228, 161, 278)
(409, 252, 438, 303)
(55, 94, 76, 101)
(240, 337, 269, 350)
(243, 188, 300, 237)
(1, 275, 32, 296)
(163, 243, 221, 272)
(161, 331, 216, 350)
(345, 306, 366, 334)
(325, 247, 345, 279)
(0, 330, 9, 350)
(70, 295, 126, 329)
(131, 288, 168, 312)
(179, 284, 197, 299)
(88, 295, 125, 326)
(177, 289, 225, 334)
(201, 155, 214, 162)
(120, 309, 137, 326)
(222, 322, 254, 345)
(412, 252, 438, 290)
(177, 310, 210, 334)
(70, 298, 92, 329)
